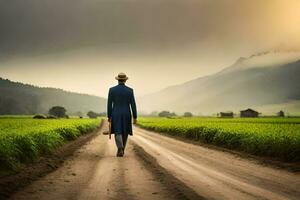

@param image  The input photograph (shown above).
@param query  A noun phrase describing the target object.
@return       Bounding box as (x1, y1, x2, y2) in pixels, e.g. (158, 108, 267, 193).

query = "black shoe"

(116, 148, 122, 157)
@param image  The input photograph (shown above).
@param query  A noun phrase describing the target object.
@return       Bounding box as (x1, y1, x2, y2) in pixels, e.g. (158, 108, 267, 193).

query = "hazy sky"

(0, 0, 300, 97)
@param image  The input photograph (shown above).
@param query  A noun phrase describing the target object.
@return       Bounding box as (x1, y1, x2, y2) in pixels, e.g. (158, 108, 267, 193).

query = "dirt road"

(9, 122, 300, 200)
(132, 126, 300, 200)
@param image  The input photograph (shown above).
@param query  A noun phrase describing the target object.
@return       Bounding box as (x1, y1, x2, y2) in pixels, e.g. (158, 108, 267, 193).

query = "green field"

(0, 118, 101, 171)
(137, 117, 300, 162)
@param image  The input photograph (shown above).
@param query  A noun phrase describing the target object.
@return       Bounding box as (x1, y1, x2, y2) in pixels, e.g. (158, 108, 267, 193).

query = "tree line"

(0, 78, 106, 115)
(33, 106, 107, 119)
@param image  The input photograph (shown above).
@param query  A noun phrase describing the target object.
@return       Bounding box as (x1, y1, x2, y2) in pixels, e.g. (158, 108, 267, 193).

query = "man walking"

(107, 72, 137, 157)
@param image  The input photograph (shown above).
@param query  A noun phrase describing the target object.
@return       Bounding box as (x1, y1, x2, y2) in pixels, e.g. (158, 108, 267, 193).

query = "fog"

(0, 0, 300, 97)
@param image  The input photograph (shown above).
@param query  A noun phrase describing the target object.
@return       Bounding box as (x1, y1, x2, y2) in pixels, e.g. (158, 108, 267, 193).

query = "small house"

(220, 112, 234, 118)
(240, 108, 259, 118)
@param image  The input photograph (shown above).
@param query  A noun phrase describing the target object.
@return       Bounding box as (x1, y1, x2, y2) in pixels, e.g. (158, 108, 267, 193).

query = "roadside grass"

(137, 117, 300, 162)
(0, 118, 101, 172)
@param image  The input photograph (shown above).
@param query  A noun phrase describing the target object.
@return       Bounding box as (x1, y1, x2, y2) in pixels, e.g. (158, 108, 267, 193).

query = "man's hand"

(108, 118, 111, 123)
(133, 118, 137, 124)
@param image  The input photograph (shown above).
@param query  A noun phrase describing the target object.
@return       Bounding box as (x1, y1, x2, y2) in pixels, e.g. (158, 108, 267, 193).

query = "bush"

(183, 112, 193, 117)
(87, 111, 98, 119)
(33, 114, 46, 119)
(48, 106, 67, 118)
(158, 111, 177, 118)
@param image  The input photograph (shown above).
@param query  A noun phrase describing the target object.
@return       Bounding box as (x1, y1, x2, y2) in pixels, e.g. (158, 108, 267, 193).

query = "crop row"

(0, 118, 101, 171)
(137, 117, 300, 161)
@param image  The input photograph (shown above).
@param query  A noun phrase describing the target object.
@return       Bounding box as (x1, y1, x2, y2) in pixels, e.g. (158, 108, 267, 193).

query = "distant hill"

(0, 78, 106, 115)
(139, 51, 300, 115)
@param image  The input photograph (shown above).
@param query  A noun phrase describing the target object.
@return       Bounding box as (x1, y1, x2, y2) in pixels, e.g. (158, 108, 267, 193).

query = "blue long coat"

(107, 83, 137, 135)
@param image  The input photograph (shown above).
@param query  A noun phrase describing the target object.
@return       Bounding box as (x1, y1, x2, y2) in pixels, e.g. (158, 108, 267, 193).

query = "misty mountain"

(139, 52, 300, 115)
(0, 78, 106, 115)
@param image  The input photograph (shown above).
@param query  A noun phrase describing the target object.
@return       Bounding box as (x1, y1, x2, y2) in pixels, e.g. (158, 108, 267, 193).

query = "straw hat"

(115, 72, 128, 81)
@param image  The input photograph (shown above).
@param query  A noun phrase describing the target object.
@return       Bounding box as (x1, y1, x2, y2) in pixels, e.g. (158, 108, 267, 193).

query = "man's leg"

(114, 134, 124, 156)
(122, 133, 128, 150)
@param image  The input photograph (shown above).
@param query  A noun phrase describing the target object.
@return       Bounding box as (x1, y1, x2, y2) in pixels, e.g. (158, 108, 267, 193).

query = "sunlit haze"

(1, 0, 300, 98)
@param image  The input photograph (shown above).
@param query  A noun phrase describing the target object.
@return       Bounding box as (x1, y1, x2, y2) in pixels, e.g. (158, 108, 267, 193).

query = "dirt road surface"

(132, 126, 300, 200)
(9, 122, 300, 200)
